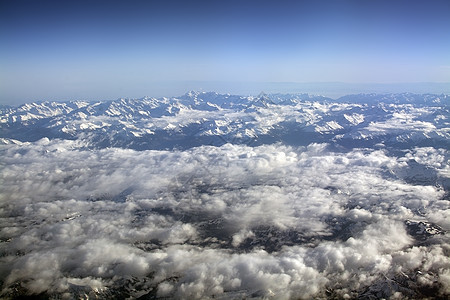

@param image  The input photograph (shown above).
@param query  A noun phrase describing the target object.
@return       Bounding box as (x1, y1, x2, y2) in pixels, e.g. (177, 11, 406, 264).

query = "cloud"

(0, 139, 449, 298)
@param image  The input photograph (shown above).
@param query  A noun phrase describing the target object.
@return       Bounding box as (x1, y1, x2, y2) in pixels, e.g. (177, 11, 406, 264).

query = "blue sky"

(1, 0, 449, 104)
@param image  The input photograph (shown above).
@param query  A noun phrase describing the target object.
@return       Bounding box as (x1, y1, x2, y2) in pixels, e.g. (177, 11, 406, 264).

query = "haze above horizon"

(1, 0, 449, 105)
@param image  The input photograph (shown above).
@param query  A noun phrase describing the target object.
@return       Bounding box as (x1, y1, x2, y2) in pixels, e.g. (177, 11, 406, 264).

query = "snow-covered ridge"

(0, 92, 449, 150)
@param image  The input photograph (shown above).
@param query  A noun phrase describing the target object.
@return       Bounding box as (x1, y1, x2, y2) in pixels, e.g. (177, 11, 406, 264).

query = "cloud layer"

(1, 138, 449, 298)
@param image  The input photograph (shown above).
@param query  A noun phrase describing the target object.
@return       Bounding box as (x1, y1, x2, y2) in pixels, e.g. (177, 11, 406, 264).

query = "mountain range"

(1, 92, 449, 299)
(1, 92, 449, 150)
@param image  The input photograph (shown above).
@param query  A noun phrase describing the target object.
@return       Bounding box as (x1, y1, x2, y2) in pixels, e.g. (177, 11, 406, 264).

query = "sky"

(1, 0, 450, 104)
